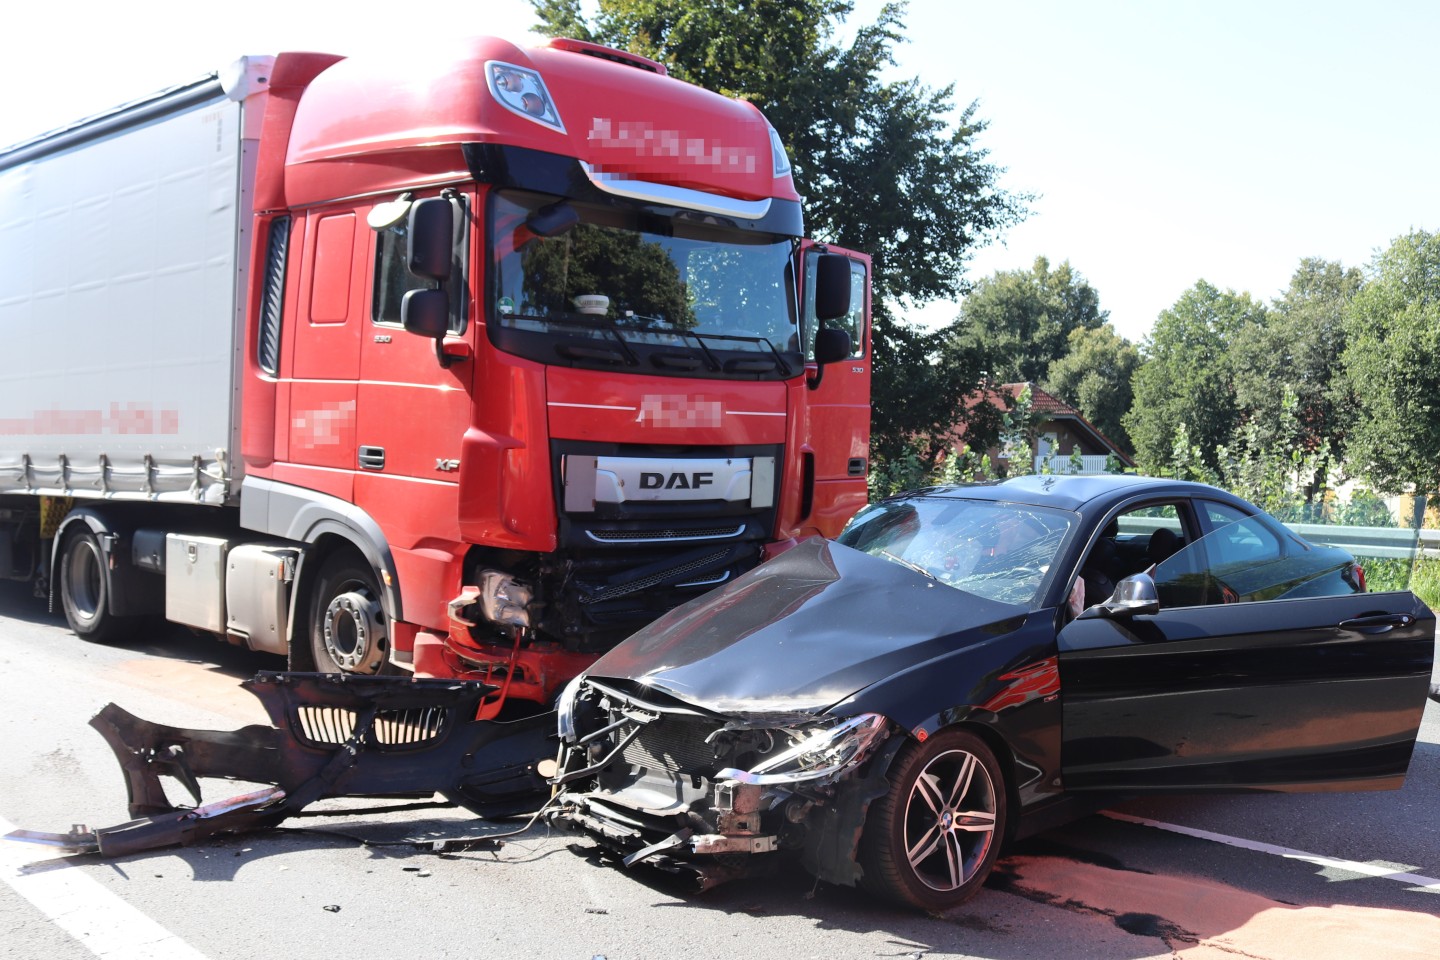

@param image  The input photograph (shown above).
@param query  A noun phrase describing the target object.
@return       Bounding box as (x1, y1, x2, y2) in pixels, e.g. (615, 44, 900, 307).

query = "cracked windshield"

(839, 498, 1074, 606)
(490, 191, 799, 354)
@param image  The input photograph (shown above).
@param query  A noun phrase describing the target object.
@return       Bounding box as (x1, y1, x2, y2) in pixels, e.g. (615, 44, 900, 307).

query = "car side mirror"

(1080, 573, 1160, 619)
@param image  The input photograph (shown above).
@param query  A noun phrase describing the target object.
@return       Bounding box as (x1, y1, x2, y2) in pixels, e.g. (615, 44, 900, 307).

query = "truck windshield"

(489, 190, 800, 374)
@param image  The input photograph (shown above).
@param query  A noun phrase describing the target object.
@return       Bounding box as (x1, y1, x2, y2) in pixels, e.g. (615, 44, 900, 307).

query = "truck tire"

(308, 553, 395, 675)
(59, 529, 134, 644)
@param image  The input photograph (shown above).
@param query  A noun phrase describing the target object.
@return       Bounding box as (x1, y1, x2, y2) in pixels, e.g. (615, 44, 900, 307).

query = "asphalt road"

(2, 581, 1438, 960)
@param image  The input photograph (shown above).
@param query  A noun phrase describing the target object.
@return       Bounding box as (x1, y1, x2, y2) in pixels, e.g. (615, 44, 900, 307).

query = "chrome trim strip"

(580, 162, 772, 220)
(584, 525, 745, 545)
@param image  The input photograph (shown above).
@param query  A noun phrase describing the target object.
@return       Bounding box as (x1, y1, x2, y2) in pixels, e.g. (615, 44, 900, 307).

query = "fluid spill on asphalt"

(997, 854, 1440, 959)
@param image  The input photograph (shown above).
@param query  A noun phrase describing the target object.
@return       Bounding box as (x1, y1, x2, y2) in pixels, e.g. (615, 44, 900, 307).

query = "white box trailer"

(0, 60, 293, 650)
(0, 65, 268, 504)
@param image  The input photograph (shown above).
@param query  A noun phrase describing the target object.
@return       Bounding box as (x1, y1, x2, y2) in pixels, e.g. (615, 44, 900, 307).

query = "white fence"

(1032, 454, 1114, 475)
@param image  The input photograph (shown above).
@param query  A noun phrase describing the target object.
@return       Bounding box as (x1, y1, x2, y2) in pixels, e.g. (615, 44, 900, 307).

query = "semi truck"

(0, 35, 872, 716)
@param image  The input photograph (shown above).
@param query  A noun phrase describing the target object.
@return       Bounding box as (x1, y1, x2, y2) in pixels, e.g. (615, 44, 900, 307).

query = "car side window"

(1152, 509, 1356, 606)
(1203, 514, 1282, 568)
(1200, 499, 1248, 531)
(1110, 503, 1186, 576)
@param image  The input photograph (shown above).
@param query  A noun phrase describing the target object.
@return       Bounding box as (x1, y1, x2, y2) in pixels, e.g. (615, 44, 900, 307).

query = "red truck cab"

(236, 37, 869, 707)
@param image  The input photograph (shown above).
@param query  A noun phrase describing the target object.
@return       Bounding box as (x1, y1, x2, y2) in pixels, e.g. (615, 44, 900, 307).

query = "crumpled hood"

(585, 538, 1023, 715)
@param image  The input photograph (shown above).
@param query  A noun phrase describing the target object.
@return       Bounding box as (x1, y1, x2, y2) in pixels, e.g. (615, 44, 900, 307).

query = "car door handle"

(1339, 613, 1415, 634)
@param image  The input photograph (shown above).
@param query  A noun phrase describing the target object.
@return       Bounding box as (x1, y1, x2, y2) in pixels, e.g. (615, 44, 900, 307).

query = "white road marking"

(1102, 810, 1440, 891)
(0, 815, 211, 959)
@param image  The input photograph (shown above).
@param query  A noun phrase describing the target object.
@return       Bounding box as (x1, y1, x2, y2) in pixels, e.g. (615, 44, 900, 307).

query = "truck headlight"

(716, 713, 888, 786)
(767, 122, 791, 177)
(486, 61, 566, 133)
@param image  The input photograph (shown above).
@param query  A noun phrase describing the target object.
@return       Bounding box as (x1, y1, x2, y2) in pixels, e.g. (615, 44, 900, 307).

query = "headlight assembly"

(555, 675, 585, 743)
(716, 713, 888, 786)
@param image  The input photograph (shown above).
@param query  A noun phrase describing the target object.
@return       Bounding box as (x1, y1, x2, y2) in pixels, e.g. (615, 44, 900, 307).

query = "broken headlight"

(716, 714, 888, 786)
(556, 675, 585, 743)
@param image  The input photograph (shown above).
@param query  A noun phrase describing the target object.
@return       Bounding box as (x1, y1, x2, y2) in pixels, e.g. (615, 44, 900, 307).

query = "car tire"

(859, 727, 1007, 912)
(59, 528, 135, 644)
(308, 552, 396, 675)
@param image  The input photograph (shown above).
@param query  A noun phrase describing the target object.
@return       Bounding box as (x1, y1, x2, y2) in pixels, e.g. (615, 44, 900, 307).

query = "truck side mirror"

(408, 198, 454, 281)
(807, 326, 852, 391)
(402, 289, 449, 339)
(813, 254, 852, 321)
(814, 327, 851, 364)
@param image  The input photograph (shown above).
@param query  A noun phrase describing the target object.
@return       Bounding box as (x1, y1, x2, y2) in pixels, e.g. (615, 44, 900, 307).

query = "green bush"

(1356, 555, 1440, 611)
(1359, 557, 1412, 593)
(1409, 557, 1440, 611)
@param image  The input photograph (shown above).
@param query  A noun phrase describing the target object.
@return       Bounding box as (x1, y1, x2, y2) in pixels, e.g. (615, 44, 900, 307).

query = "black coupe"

(548, 475, 1435, 911)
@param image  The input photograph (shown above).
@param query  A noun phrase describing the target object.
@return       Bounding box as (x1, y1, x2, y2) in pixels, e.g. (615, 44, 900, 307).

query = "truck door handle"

(358, 446, 386, 470)
(1338, 613, 1415, 634)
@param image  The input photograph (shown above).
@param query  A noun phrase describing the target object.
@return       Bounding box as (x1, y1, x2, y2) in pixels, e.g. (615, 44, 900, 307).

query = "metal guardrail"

(1292, 524, 1439, 560)
(1114, 517, 1438, 561)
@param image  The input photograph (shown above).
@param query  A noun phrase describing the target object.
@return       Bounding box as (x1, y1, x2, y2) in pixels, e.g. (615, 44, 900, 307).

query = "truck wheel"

(309, 553, 393, 675)
(59, 529, 132, 644)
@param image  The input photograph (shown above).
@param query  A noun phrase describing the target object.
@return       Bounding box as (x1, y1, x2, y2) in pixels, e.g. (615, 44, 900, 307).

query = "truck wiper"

(500, 312, 639, 365)
(687, 332, 792, 377)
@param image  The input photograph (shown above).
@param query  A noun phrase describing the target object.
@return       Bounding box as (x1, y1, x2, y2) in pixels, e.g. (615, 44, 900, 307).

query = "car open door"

(1056, 524, 1435, 793)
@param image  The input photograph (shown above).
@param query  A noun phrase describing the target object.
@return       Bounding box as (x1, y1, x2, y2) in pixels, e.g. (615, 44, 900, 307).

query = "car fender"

(799, 732, 906, 887)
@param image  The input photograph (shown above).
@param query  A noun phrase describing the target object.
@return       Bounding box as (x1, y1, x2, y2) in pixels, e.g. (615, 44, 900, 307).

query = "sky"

(3, 0, 1435, 345)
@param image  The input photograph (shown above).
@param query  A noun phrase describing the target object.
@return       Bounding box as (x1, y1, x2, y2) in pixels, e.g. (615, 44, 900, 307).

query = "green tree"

(950, 256, 1108, 384)
(1043, 323, 1139, 452)
(1125, 281, 1266, 475)
(530, 0, 1028, 476)
(1230, 258, 1361, 475)
(1341, 230, 1440, 497)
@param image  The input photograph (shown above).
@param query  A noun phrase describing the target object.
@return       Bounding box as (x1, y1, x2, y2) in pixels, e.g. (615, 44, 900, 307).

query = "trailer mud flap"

(5, 672, 555, 858)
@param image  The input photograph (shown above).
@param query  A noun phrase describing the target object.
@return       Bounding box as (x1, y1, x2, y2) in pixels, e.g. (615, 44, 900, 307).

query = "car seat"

(1081, 537, 1119, 607)
(1146, 527, 1180, 566)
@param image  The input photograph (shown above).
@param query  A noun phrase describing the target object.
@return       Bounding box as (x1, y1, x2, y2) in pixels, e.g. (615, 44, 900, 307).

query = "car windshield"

(490, 190, 800, 355)
(838, 497, 1075, 607)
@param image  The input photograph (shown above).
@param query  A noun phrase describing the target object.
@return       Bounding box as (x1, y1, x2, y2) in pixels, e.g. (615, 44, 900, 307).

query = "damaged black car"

(547, 475, 1436, 911)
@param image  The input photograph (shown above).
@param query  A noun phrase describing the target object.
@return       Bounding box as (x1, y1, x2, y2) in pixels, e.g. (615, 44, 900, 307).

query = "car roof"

(902, 474, 1235, 513)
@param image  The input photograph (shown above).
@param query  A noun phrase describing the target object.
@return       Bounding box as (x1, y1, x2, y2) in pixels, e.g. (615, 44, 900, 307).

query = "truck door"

(352, 192, 473, 619)
(284, 207, 364, 500)
(800, 243, 871, 536)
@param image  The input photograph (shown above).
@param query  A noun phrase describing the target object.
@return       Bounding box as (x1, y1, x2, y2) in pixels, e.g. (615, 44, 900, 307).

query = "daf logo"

(639, 471, 714, 490)
(435, 458, 460, 472)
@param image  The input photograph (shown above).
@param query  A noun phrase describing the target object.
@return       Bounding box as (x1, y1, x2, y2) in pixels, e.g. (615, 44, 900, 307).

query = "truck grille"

(582, 550, 731, 604)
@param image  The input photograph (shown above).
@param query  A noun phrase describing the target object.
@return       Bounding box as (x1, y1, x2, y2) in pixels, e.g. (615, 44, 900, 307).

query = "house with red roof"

(958, 382, 1134, 475)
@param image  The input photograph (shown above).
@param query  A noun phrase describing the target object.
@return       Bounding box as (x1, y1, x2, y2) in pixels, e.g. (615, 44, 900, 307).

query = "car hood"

(585, 538, 1025, 716)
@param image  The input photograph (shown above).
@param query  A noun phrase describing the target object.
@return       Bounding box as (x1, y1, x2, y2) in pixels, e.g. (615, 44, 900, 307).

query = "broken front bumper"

(6, 672, 553, 858)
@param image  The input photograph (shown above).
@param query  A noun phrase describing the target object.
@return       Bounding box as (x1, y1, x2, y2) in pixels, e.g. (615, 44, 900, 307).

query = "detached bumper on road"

(5, 672, 553, 857)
